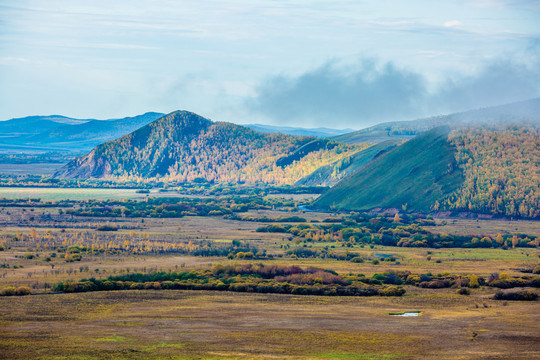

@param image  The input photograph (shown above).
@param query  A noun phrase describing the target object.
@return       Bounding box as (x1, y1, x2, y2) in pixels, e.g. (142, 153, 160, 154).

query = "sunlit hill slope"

(54, 111, 363, 184)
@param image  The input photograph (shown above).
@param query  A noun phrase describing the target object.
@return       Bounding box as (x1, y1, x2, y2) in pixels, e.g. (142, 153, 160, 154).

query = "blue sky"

(1, 0, 539, 128)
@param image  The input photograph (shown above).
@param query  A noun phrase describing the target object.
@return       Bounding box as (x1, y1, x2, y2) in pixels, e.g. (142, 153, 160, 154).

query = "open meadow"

(0, 190, 538, 359)
(1, 287, 539, 359)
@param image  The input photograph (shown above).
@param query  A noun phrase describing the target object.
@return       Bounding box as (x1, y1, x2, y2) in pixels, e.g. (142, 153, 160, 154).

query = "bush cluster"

(53, 264, 406, 297)
(494, 290, 538, 301)
(0, 286, 32, 296)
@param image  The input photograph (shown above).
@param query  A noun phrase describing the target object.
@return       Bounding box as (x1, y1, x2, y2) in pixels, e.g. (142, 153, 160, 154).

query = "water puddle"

(389, 311, 421, 317)
(374, 253, 397, 259)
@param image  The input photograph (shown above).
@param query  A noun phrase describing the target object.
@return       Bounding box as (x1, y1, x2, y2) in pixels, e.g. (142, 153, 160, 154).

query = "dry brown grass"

(0, 288, 538, 359)
(0, 201, 539, 359)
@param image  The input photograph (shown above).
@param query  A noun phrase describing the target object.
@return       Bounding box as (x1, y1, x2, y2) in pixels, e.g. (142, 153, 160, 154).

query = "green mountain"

(315, 123, 540, 218)
(334, 98, 540, 144)
(295, 140, 400, 187)
(54, 111, 362, 183)
(314, 126, 463, 212)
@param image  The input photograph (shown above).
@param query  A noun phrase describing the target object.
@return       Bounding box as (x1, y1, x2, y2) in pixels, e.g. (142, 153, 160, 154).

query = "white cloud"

(443, 20, 462, 28)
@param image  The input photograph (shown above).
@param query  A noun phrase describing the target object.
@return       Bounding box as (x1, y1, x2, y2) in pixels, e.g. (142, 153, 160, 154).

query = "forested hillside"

(55, 111, 362, 184)
(314, 124, 540, 219)
(441, 125, 540, 218)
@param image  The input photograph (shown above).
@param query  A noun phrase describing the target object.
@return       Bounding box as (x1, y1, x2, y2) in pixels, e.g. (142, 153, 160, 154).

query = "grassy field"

(0, 187, 147, 200)
(427, 218, 540, 238)
(0, 194, 538, 359)
(1, 288, 538, 359)
(0, 163, 65, 176)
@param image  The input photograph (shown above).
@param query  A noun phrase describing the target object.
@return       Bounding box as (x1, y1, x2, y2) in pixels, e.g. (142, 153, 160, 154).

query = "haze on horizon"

(1, 0, 539, 129)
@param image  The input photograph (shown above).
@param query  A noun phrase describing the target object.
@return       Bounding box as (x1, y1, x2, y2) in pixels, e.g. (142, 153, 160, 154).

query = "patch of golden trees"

(444, 126, 540, 218)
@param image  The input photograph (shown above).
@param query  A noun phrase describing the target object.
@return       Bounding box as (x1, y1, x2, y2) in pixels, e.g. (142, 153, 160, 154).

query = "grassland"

(0, 163, 65, 176)
(0, 186, 147, 200)
(0, 192, 538, 359)
(1, 288, 538, 359)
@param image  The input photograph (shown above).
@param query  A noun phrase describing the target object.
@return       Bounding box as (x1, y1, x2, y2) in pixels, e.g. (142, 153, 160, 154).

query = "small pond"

(389, 311, 421, 317)
(374, 253, 397, 259)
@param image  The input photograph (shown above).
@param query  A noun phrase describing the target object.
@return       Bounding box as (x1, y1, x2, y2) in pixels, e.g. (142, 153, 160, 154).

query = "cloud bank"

(247, 52, 540, 127)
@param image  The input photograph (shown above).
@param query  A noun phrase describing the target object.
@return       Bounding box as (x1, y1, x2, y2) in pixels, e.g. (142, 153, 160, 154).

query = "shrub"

(494, 290, 538, 301)
(65, 253, 82, 262)
(379, 286, 406, 296)
(457, 288, 470, 295)
(15, 286, 32, 296)
(468, 274, 480, 288)
(0, 286, 16, 296)
(350, 256, 364, 263)
(406, 275, 420, 284)
(96, 224, 118, 231)
(420, 279, 451, 289)
(0, 286, 31, 296)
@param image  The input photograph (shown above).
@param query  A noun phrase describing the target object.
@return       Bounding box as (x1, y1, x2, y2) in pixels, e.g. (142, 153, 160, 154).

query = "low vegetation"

(52, 264, 406, 297)
(256, 212, 539, 249)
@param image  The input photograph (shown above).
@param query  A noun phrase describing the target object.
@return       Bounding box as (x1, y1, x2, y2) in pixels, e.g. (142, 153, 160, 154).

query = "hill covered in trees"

(314, 124, 540, 219)
(55, 111, 362, 184)
(441, 125, 540, 218)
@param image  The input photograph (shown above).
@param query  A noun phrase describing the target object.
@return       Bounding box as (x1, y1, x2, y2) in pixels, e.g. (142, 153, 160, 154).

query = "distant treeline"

(66, 196, 304, 218)
(51, 264, 540, 298)
(256, 213, 539, 249)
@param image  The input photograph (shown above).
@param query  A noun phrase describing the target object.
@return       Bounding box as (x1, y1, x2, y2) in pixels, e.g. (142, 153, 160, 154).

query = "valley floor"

(0, 191, 538, 359)
(1, 288, 539, 359)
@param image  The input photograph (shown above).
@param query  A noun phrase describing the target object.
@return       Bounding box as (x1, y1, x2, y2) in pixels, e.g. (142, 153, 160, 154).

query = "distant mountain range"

(0, 113, 355, 153)
(55, 111, 362, 183)
(5, 98, 540, 218)
(334, 98, 540, 144)
(245, 124, 355, 138)
(0, 113, 164, 152)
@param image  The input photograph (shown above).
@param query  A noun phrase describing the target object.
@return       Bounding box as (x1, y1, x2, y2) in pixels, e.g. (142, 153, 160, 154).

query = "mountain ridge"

(334, 98, 540, 144)
(55, 111, 363, 184)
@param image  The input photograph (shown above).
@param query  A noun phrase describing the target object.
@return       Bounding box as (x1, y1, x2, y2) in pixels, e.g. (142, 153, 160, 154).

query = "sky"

(0, 0, 539, 129)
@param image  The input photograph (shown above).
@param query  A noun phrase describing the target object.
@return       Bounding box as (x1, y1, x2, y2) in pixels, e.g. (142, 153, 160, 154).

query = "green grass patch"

(94, 335, 132, 342)
(314, 352, 408, 359)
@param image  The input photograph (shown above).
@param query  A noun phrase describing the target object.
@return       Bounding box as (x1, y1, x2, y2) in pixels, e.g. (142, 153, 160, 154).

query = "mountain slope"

(314, 127, 464, 211)
(315, 123, 540, 218)
(295, 140, 400, 187)
(442, 125, 540, 218)
(55, 111, 362, 183)
(335, 98, 540, 144)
